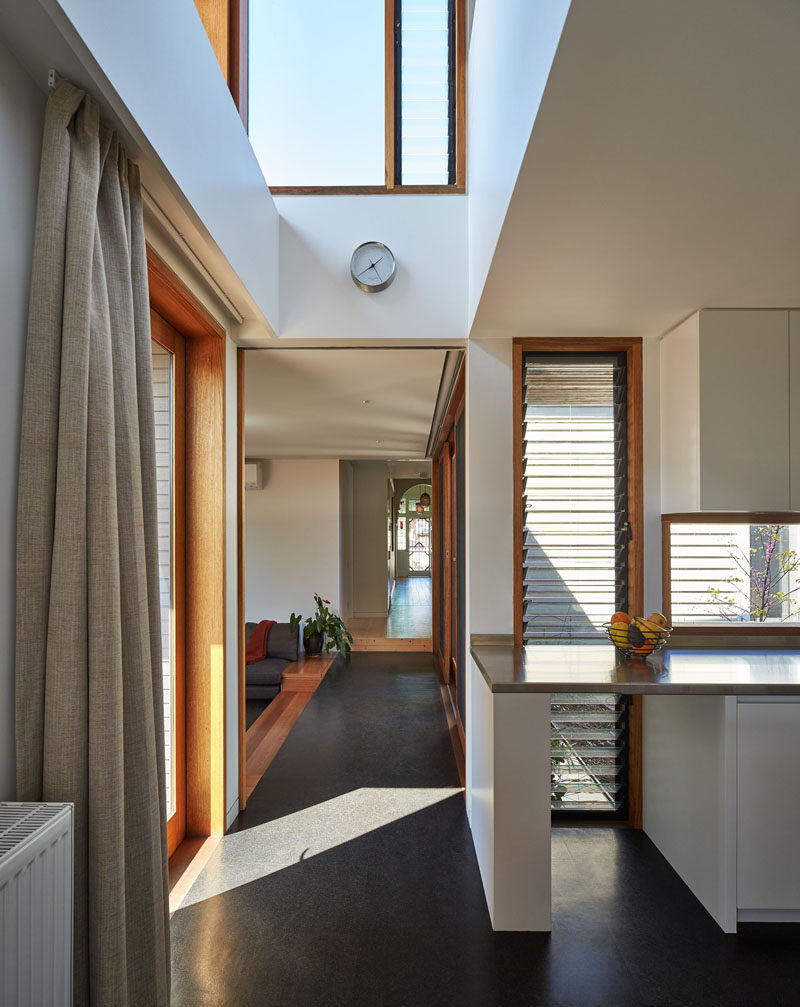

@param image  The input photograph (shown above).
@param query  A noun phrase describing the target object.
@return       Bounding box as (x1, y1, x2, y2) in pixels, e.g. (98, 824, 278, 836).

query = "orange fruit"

(610, 611, 632, 625)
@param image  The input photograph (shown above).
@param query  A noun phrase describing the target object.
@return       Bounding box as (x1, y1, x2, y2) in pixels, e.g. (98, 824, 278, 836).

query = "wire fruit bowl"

(603, 620, 671, 660)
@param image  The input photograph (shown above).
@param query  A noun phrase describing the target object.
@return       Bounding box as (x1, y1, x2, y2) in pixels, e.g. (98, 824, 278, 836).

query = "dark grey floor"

(171, 653, 800, 1007)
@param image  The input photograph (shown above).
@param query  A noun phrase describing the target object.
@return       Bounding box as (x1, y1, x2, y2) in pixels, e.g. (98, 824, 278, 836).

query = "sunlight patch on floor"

(175, 786, 460, 910)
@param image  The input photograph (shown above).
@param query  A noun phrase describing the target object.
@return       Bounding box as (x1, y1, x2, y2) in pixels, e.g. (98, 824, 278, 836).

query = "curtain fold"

(16, 78, 170, 1007)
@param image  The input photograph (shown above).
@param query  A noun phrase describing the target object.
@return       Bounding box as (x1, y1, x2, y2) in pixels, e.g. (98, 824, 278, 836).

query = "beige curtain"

(15, 79, 169, 1005)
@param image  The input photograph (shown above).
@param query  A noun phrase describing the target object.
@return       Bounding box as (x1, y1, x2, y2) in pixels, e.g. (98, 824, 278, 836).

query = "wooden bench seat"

(280, 652, 337, 692)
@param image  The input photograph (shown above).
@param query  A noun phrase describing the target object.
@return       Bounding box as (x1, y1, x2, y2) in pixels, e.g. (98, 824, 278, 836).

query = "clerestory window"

(249, 0, 465, 193)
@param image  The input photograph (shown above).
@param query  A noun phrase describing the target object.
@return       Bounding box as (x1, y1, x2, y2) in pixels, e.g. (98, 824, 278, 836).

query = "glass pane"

(152, 341, 176, 818)
(249, 0, 385, 186)
(408, 516, 431, 572)
(400, 0, 452, 184)
(397, 516, 407, 551)
(669, 521, 800, 625)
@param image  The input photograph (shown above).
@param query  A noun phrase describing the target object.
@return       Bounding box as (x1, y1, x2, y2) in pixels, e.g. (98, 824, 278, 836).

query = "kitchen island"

(469, 641, 800, 933)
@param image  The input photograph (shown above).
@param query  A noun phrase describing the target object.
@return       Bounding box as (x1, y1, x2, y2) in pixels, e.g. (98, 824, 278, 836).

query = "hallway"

(348, 576, 432, 651)
(387, 575, 432, 638)
(170, 654, 800, 1007)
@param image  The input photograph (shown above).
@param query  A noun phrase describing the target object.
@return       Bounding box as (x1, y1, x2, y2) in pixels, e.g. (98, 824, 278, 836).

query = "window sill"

(168, 835, 220, 915)
(268, 184, 466, 196)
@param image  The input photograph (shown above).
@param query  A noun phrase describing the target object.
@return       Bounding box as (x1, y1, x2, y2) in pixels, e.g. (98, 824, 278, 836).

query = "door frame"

(147, 246, 228, 840)
(431, 362, 465, 738)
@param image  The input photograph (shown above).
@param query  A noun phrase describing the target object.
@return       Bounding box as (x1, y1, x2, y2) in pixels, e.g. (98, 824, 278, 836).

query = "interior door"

(151, 310, 187, 857)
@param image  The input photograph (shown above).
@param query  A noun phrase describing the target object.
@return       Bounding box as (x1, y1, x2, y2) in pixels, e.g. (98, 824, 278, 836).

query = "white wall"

(0, 0, 279, 333)
(351, 461, 390, 618)
(245, 459, 341, 624)
(467, 0, 570, 327)
(642, 336, 662, 615)
(0, 43, 45, 799)
(466, 339, 514, 635)
(339, 461, 354, 619)
(273, 195, 467, 343)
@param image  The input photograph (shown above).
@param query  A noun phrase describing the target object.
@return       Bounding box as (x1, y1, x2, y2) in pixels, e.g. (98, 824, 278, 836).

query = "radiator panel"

(0, 803, 73, 1007)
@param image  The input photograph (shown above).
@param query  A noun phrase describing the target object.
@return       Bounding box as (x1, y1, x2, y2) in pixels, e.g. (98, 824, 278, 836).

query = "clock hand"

(358, 260, 377, 277)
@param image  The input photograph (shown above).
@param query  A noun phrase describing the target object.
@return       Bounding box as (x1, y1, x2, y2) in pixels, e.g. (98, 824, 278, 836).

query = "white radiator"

(0, 802, 73, 1007)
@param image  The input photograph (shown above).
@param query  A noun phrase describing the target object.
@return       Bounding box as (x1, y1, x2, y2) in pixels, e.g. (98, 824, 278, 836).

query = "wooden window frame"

(662, 511, 800, 636)
(193, 0, 249, 129)
(512, 338, 644, 830)
(148, 247, 228, 842)
(512, 337, 644, 645)
(267, 0, 466, 196)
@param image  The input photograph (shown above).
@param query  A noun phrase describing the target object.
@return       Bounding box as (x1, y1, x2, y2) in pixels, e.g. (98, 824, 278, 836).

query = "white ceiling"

(388, 460, 432, 480)
(473, 0, 800, 339)
(244, 349, 447, 458)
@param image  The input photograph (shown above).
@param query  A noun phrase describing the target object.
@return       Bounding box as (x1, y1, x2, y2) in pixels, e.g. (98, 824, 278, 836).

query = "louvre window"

(664, 518, 800, 626)
(396, 0, 456, 185)
(249, 1, 461, 189)
(522, 352, 631, 817)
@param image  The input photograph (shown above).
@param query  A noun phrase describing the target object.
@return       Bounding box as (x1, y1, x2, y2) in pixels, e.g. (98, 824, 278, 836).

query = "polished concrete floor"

(171, 653, 800, 1006)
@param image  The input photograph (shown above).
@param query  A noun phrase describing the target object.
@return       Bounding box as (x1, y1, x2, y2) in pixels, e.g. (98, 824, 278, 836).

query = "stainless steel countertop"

(470, 642, 800, 695)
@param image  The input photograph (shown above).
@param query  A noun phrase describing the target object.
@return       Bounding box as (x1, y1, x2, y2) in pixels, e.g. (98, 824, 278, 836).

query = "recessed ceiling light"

(362, 399, 371, 405)
(376, 439, 383, 445)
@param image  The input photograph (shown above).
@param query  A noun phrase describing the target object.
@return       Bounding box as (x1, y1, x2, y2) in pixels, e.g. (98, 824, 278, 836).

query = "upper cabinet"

(661, 309, 794, 512)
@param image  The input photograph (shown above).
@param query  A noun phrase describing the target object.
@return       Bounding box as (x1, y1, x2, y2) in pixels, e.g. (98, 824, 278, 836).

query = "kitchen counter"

(468, 639, 800, 934)
(470, 641, 800, 695)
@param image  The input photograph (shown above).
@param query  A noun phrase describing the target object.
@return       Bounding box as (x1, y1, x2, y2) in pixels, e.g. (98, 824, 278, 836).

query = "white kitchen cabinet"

(661, 309, 792, 512)
(737, 700, 800, 914)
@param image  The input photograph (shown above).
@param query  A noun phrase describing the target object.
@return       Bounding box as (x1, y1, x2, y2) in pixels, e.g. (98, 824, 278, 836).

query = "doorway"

(387, 481, 433, 639)
(431, 362, 466, 749)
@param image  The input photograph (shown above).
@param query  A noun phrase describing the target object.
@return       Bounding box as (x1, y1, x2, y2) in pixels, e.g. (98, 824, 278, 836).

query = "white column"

(470, 659, 552, 930)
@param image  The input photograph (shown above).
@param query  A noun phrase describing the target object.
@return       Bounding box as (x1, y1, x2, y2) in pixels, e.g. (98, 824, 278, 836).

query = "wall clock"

(350, 241, 396, 293)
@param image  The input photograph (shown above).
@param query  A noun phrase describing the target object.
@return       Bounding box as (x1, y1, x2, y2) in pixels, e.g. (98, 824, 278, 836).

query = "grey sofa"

(245, 622, 299, 700)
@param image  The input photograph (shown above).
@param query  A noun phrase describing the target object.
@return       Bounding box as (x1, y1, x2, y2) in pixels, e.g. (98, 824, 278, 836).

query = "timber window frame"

(513, 338, 644, 642)
(512, 338, 644, 827)
(267, 0, 466, 195)
(662, 512, 800, 635)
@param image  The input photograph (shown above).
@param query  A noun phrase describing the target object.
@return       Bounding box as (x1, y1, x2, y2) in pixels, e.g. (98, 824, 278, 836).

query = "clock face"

(350, 241, 396, 293)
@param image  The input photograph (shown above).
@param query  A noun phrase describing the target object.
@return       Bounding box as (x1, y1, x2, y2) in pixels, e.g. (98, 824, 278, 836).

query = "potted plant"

(290, 594, 353, 658)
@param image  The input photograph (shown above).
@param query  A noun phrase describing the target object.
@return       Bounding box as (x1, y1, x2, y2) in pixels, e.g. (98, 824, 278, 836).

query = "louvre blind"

(522, 353, 631, 816)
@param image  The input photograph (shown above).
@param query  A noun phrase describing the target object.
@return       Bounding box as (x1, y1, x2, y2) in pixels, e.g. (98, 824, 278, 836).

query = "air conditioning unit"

(244, 460, 263, 490)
